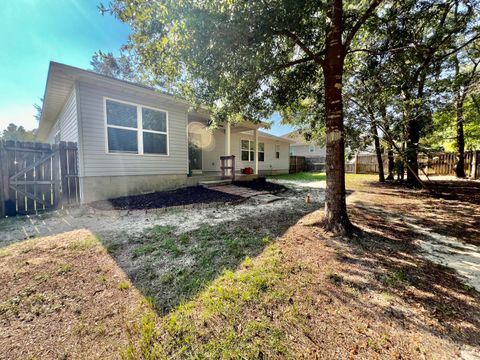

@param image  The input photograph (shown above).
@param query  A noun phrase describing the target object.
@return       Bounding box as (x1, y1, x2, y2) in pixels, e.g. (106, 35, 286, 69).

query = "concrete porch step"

(199, 179, 232, 188)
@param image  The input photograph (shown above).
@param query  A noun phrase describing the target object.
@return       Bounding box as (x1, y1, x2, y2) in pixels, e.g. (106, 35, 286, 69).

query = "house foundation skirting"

(258, 169, 289, 176)
(78, 169, 288, 203)
(79, 174, 188, 203)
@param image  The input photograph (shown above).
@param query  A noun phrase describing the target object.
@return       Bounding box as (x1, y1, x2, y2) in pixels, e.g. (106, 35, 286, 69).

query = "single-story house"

(281, 131, 325, 171)
(37, 62, 292, 203)
(281, 131, 326, 158)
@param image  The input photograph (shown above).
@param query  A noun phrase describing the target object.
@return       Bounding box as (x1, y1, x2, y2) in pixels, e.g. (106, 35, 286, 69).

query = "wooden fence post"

(59, 142, 69, 205)
(472, 150, 478, 179)
(354, 153, 359, 174)
(52, 144, 60, 208)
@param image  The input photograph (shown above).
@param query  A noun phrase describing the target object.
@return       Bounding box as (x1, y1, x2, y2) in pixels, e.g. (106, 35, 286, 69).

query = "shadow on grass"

(97, 199, 319, 315)
(288, 210, 480, 352)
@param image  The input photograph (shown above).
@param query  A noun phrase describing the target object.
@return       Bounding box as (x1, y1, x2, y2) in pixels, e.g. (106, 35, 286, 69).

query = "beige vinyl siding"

(46, 88, 78, 144)
(290, 144, 326, 157)
(77, 81, 189, 177)
(201, 129, 225, 171)
(232, 132, 289, 172)
(197, 130, 289, 172)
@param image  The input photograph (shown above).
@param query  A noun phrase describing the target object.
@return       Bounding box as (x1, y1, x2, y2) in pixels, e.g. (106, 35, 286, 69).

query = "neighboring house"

(281, 131, 326, 158)
(37, 62, 292, 203)
(281, 131, 326, 171)
(282, 131, 326, 159)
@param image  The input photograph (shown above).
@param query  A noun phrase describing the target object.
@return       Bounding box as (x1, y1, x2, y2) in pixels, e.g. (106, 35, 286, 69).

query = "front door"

(188, 133, 202, 171)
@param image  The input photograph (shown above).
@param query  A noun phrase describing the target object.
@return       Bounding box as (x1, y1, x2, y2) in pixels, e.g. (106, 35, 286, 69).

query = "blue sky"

(0, 0, 292, 136)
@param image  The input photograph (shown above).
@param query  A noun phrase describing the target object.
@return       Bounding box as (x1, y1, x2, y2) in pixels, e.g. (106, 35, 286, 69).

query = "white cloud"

(0, 103, 38, 131)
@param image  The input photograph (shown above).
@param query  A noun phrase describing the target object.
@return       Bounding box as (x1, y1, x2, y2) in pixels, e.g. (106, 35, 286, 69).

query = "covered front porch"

(187, 113, 264, 176)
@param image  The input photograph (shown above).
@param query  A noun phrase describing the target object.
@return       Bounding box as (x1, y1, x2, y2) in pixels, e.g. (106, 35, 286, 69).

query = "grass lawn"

(268, 172, 327, 181)
(1, 175, 479, 359)
(269, 172, 379, 186)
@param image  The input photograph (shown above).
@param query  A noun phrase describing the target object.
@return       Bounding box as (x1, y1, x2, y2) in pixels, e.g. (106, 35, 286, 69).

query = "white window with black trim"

(241, 139, 264, 162)
(275, 144, 280, 159)
(105, 98, 168, 155)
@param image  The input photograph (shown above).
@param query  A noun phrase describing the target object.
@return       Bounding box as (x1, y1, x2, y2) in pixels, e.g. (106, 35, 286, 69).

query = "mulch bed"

(232, 178, 287, 193)
(90, 186, 243, 210)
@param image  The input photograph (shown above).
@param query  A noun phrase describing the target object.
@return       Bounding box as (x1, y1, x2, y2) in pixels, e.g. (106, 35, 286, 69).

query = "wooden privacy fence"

(346, 154, 389, 174)
(422, 151, 479, 178)
(289, 156, 306, 173)
(0, 141, 80, 217)
(345, 151, 480, 179)
(305, 156, 326, 172)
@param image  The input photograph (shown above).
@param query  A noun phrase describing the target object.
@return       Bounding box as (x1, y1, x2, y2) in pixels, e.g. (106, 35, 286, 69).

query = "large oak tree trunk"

(455, 98, 466, 178)
(372, 123, 385, 182)
(323, 0, 352, 234)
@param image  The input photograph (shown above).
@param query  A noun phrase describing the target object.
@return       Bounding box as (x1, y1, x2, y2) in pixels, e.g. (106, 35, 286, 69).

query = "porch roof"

(188, 113, 293, 143)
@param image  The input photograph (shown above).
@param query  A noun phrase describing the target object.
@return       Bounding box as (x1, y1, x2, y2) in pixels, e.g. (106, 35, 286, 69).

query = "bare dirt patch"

(350, 177, 480, 290)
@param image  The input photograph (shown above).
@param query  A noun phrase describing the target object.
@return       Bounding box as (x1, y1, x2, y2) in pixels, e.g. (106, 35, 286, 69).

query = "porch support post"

(225, 122, 231, 156)
(254, 129, 259, 175)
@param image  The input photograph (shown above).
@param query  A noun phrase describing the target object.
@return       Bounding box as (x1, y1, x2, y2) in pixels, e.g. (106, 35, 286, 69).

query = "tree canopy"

(100, 0, 480, 232)
(91, 50, 144, 83)
(1, 123, 37, 141)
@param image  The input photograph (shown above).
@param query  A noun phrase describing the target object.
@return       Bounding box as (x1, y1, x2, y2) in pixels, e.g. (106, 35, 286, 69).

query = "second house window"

(241, 140, 264, 162)
(106, 98, 168, 155)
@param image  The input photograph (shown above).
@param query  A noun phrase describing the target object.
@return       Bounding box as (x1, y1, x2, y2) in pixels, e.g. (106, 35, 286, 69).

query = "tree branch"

(438, 33, 480, 62)
(276, 30, 325, 66)
(347, 44, 425, 55)
(272, 56, 315, 71)
(471, 94, 480, 112)
(343, 0, 383, 52)
(461, 59, 480, 101)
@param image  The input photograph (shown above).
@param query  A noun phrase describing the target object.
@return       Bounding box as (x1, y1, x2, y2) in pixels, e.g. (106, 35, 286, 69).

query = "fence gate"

(0, 140, 79, 217)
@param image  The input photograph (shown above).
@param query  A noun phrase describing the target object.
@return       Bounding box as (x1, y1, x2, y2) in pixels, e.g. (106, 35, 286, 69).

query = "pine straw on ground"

(121, 178, 480, 359)
(1, 177, 479, 359)
(0, 230, 147, 360)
